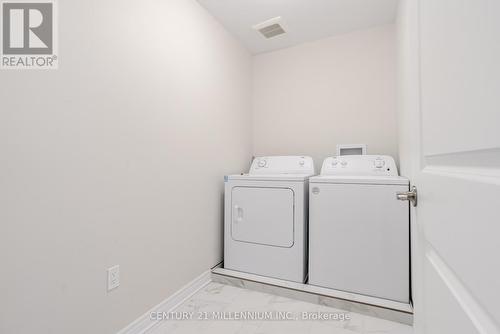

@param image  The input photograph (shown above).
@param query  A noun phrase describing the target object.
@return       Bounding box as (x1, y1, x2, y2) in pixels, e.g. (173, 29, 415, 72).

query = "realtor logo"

(1, 0, 58, 69)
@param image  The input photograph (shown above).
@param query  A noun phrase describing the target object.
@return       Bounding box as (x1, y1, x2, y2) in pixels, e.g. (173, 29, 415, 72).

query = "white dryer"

(224, 156, 315, 283)
(309, 155, 410, 303)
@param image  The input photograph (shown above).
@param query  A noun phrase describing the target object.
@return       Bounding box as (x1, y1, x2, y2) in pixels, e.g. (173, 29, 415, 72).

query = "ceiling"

(196, 0, 399, 54)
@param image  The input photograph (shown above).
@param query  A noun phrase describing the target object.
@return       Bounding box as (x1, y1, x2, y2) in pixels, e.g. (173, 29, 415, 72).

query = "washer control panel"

(321, 155, 398, 176)
(250, 156, 314, 175)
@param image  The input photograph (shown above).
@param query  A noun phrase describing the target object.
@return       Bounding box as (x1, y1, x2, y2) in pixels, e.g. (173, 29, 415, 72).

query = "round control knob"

(258, 160, 267, 168)
(374, 159, 385, 168)
(331, 159, 338, 166)
(299, 160, 305, 166)
(341, 160, 347, 166)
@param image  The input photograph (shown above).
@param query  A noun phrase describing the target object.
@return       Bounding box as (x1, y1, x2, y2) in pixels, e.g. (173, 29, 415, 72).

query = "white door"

(231, 186, 294, 247)
(398, 1, 500, 333)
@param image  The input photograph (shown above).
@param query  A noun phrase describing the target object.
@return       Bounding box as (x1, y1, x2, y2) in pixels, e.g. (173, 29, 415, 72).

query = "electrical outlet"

(107, 265, 120, 291)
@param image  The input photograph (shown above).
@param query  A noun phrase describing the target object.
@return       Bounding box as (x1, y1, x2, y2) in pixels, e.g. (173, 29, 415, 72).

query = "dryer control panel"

(250, 156, 314, 175)
(320, 155, 398, 176)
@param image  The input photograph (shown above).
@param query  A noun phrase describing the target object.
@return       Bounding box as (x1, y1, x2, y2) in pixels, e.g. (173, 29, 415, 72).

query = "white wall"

(0, 1, 252, 333)
(396, 2, 421, 179)
(252, 24, 398, 169)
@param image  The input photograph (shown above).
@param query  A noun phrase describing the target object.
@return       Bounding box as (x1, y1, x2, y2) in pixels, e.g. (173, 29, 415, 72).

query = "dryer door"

(231, 186, 294, 248)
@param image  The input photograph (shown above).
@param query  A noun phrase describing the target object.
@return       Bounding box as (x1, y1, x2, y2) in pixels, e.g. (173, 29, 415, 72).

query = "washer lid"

(310, 175, 409, 185)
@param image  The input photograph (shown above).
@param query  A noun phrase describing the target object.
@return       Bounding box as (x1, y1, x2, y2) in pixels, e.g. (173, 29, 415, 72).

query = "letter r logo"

(2, 2, 53, 54)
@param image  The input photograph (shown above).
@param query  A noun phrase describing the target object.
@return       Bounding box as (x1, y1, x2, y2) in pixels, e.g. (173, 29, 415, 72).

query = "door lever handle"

(396, 186, 418, 207)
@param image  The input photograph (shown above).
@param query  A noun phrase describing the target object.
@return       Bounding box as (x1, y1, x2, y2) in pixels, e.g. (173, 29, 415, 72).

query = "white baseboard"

(117, 270, 212, 334)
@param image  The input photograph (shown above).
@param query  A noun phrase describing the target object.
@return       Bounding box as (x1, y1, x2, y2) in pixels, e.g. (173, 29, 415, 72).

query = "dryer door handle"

(233, 205, 244, 223)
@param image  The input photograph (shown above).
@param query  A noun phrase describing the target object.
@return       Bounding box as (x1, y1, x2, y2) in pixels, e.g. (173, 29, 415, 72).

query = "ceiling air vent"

(253, 17, 287, 39)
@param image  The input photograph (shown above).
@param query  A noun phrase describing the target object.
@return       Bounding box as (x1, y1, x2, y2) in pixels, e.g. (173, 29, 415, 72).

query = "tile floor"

(148, 282, 413, 334)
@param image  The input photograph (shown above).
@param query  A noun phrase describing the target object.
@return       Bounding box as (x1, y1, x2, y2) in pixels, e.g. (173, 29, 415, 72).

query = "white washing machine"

(224, 156, 315, 283)
(309, 155, 410, 303)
